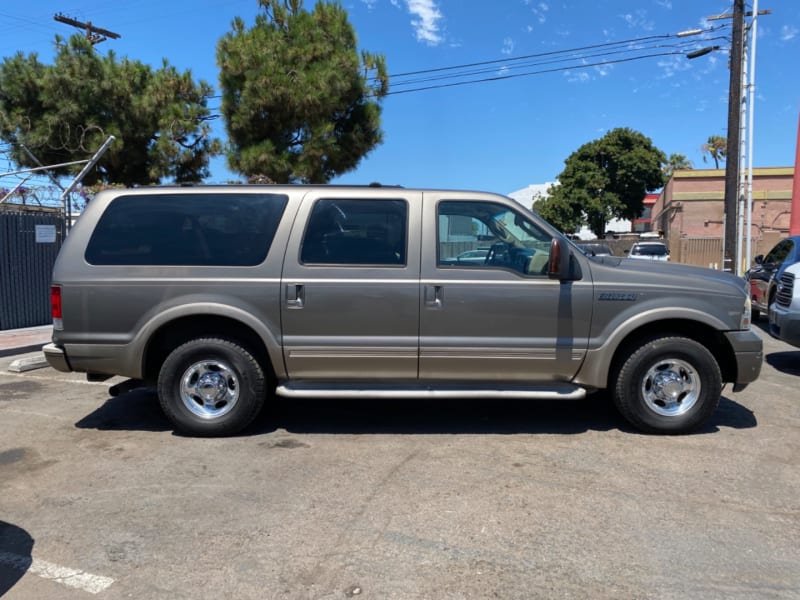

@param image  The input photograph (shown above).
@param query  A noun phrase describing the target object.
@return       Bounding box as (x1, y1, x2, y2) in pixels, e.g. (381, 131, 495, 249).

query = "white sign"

(35, 224, 57, 243)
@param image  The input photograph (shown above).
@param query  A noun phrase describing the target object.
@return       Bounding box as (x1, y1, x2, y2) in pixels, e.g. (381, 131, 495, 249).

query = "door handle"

(286, 284, 305, 309)
(424, 285, 443, 309)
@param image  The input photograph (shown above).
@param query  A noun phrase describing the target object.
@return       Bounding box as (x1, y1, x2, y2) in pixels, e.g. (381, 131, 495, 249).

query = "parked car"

(576, 242, 614, 257)
(44, 185, 761, 436)
(447, 248, 489, 265)
(627, 241, 670, 261)
(747, 235, 800, 320)
(768, 261, 800, 348)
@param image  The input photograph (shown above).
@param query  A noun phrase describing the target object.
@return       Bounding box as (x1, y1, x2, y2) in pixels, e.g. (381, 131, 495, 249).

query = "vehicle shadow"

(74, 388, 757, 436)
(0, 521, 34, 596)
(766, 351, 800, 376)
(75, 387, 171, 432)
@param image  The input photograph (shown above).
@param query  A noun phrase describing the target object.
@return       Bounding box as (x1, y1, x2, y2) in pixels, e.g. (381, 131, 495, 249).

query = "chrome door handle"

(286, 284, 304, 309)
(424, 285, 443, 309)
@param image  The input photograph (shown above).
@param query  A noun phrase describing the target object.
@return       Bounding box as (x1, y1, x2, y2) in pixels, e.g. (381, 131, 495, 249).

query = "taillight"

(51, 285, 63, 329)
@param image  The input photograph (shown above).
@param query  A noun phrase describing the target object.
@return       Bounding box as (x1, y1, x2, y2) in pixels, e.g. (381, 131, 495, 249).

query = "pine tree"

(217, 0, 388, 183)
(0, 35, 220, 185)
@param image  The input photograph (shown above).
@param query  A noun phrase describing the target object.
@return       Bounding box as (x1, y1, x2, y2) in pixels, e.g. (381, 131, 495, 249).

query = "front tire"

(157, 338, 266, 437)
(613, 336, 721, 434)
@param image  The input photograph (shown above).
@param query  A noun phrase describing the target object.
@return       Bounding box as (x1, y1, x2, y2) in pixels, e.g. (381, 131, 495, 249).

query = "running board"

(275, 381, 586, 400)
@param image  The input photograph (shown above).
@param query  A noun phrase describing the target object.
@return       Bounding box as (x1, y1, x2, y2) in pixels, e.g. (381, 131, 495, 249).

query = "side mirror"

(548, 237, 571, 280)
(754, 254, 764, 265)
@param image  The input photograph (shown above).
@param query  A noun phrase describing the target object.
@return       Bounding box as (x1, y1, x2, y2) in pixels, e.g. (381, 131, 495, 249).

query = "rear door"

(418, 192, 593, 382)
(280, 189, 422, 380)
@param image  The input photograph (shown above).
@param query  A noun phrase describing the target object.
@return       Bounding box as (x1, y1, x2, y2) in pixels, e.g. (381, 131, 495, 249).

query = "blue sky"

(1, 0, 798, 196)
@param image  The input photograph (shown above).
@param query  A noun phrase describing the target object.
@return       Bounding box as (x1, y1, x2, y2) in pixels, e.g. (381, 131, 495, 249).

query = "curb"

(0, 344, 48, 359)
(8, 353, 49, 372)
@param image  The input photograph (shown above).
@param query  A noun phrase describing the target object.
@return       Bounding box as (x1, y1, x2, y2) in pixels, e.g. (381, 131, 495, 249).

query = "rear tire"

(613, 336, 721, 434)
(157, 337, 266, 437)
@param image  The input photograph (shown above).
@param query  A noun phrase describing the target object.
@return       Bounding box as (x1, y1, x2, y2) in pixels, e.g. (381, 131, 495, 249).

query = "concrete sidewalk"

(0, 324, 53, 358)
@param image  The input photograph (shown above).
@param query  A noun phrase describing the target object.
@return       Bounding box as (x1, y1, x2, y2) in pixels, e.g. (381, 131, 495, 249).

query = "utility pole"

(53, 13, 120, 45)
(722, 0, 745, 273)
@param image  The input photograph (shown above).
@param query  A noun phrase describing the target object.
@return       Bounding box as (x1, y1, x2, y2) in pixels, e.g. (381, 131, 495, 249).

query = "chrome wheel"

(180, 360, 239, 419)
(641, 358, 700, 417)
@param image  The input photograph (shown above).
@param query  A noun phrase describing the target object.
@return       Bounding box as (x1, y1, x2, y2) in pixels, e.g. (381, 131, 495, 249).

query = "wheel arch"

(141, 314, 279, 385)
(577, 318, 737, 390)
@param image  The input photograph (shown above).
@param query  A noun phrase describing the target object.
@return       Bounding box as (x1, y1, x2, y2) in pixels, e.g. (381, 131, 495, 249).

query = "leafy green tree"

(663, 152, 693, 178)
(0, 35, 220, 185)
(701, 135, 726, 169)
(541, 128, 666, 237)
(217, 0, 389, 183)
(534, 186, 585, 235)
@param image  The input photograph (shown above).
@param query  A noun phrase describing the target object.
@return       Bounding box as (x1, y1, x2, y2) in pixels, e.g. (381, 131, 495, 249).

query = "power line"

(387, 25, 730, 79)
(389, 36, 730, 89)
(380, 51, 695, 96)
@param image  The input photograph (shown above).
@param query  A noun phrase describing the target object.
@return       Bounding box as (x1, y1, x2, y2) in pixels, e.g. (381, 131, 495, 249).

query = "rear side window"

(85, 193, 288, 266)
(300, 198, 407, 266)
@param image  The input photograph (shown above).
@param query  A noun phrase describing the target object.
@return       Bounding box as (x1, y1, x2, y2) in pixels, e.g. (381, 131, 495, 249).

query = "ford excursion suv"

(44, 186, 763, 436)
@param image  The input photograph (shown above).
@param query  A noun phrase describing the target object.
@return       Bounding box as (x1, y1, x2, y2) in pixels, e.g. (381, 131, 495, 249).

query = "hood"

(588, 256, 748, 298)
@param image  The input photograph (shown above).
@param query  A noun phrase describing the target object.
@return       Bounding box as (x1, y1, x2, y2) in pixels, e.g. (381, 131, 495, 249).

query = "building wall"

(653, 167, 793, 240)
(652, 167, 794, 268)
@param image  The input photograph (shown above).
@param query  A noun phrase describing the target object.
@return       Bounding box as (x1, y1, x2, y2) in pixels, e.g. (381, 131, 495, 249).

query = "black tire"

(751, 306, 761, 321)
(612, 336, 721, 434)
(157, 337, 266, 437)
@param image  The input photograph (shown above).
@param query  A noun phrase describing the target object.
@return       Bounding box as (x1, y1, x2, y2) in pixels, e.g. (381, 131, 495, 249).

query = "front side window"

(300, 198, 407, 266)
(766, 240, 791, 266)
(85, 193, 288, 266)
(437, 200, 552, 276)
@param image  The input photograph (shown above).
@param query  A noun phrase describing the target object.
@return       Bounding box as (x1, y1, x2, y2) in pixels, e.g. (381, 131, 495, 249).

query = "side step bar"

(276, 381, 586, 400)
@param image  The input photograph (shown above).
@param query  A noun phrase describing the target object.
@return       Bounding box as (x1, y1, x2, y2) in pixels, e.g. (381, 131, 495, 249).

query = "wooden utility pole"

(53, 13, 120, 45)
(722, 0, 745, 273)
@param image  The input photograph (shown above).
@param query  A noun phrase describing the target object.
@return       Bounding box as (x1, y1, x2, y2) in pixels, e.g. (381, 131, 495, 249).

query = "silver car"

(44, 186, 761, 436)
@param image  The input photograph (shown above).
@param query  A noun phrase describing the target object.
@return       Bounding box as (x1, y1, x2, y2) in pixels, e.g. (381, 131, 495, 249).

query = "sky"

(1, 0, 799, 197)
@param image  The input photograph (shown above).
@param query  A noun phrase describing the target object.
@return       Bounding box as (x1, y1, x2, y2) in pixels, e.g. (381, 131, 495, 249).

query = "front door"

(418, 193, 593, 382)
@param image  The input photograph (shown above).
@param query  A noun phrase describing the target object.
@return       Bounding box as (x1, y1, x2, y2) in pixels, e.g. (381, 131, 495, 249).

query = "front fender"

(575, 305, 732, 390)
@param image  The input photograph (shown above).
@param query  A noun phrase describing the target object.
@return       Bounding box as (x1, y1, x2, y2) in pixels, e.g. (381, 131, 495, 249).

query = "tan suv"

(44, 186, 762, 436)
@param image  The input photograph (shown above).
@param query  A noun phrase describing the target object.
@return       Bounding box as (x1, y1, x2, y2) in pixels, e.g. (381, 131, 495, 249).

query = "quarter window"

(300, 199, 407, 266)
(85, 193, 288, 266)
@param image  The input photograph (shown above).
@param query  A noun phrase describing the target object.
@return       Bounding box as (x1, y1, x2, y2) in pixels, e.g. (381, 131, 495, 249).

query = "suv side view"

(44, 186, 762, 436)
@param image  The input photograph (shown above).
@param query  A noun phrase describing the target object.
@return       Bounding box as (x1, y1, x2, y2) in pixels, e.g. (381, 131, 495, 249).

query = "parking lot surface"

(1, 325, 798, 599)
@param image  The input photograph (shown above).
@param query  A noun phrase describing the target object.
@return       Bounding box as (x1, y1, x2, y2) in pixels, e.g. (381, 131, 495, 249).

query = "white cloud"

(564, 70, 590, 83)
(594, 62, 613, 77)
(781, 25, 798, 41)
(405, 0, 444, 46)
(620, 10, 654, 31)
(501, 37, 514, 55)
(654, 0, 672, 9)
(361, 0, 378, 9)
(657, 55, 691, 79)
(527, 1, 549, 24)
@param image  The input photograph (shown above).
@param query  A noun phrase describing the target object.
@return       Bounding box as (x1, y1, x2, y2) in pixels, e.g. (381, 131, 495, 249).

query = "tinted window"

(300, 198, 407, 266)
(437, 200, 552, 276)
(631, 243, 668, 256)
(765, 240, 791, 266)
(85, 193, 288, 266)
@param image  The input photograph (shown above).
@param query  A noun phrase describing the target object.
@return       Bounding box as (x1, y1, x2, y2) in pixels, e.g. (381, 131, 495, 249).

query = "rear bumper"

(723, 330, 763, 387)
(43, 343, 72, 372)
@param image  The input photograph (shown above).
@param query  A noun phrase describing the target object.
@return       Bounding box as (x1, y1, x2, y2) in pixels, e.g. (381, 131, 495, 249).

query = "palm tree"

(701, 135, 727, 169)
(663, 153, 693, 178)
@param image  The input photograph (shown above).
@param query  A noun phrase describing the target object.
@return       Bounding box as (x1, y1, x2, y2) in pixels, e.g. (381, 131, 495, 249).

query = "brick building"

(651, 167, 794, 268)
